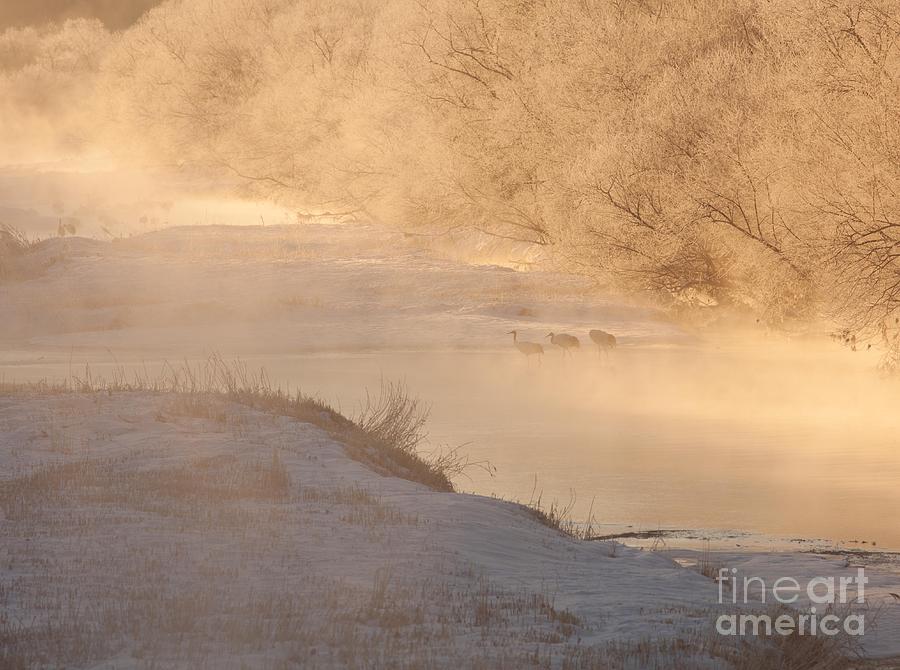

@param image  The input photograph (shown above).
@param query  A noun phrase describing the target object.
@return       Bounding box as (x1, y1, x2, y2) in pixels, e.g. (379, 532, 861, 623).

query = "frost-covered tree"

(11, 0, 900, 346)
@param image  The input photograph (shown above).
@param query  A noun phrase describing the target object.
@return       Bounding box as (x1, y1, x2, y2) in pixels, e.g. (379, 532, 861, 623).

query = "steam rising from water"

(250, 342, 900, 549)
(6, 325, 900, 549)
(2, 3, 899, 551)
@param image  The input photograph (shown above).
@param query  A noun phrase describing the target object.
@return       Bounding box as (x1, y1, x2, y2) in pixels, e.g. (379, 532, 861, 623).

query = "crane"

(589, 329, 617, 358)
(507, 330, 544, 364)
(546, 332, 580, 356)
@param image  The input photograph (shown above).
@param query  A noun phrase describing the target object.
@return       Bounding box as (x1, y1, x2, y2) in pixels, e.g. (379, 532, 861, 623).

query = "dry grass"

(357, 378, 429, 457)
(0, 223, 35, 282)
(517, 479, 600, 542)
(696, 542, 727, 581)
(0, 360, 873, 669)
(0, 454, 292, 521)
(0, 354, 456, 492)
(0, 471, 591, 669)
(714, 605, 865, 670)
(558, 616, 862, 670)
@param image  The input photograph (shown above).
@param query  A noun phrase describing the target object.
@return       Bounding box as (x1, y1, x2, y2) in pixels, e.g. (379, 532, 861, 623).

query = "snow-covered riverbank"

(1, 390, 898, 667)
(0, 222, 685, 354)
(3, 224, 900, 552)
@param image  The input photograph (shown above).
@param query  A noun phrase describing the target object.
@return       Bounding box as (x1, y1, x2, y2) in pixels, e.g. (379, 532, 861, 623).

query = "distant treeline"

(2, 0, 900, 347)
(0, 0, 161, 30)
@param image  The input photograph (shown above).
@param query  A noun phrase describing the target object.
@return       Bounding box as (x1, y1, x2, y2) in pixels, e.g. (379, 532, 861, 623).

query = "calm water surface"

(6, 343, 900, 549)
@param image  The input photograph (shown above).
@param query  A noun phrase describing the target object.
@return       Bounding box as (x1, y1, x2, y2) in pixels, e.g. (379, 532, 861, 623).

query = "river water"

(6, 340, 899, 550)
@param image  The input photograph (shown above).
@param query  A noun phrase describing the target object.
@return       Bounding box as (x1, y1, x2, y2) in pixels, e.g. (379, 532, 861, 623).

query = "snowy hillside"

(1, 390, 898, 668)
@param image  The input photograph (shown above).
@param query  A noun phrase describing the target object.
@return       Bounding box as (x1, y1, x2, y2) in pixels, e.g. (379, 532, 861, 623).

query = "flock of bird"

(507, 328, 617, 363)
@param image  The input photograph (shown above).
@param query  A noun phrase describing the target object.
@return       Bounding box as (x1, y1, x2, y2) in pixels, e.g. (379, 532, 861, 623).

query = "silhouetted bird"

(546, 332, 580, 356)
(589, 329, 617, 358)
(507, 330, 544, 364)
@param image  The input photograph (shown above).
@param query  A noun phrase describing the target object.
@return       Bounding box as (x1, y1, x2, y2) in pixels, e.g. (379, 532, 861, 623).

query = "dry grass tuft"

(0, 354, 456, 492)
(0, 453, 294, 522)
(0, 223, 35, 282)
(713, 605, 865, 670)
(518, 479, 599, 541)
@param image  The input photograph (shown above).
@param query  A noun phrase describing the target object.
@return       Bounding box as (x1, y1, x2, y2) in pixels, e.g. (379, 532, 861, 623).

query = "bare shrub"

(357, 378, 429, 457)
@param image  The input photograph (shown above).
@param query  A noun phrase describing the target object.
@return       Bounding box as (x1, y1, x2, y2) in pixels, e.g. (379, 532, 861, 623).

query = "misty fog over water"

(4, 209, 899, 549)
(7, 4, 900, 666)
(141, 346, 900, 550)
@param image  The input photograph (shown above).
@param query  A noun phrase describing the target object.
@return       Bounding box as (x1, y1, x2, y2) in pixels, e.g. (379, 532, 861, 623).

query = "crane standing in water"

(507, 330, 544, 364)
(589, 329, 617, 359)
(546, 332, 580, 356)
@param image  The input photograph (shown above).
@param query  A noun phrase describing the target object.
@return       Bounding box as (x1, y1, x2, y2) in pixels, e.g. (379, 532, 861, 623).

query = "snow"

(3, 223, 900, 547)
(1, 391, 898, 667)
(3, 222, 900, 665)
(0, 223, 686, 355)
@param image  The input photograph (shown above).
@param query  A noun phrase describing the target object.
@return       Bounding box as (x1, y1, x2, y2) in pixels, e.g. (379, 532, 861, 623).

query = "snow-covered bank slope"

(1, 391, 898, 668)
(0, 391, 708, 668)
